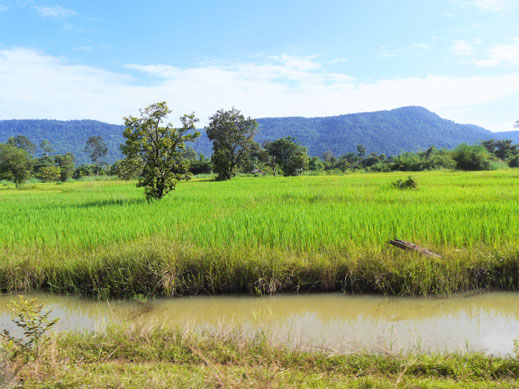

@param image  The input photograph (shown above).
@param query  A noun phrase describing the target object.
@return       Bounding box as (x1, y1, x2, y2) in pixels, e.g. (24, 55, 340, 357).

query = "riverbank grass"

(1, 325, 518, 388)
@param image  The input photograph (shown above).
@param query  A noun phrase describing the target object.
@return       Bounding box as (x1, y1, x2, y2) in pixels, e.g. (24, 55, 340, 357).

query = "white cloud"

(452, 40, 474, 56)
(330, 57, 349, 64)
(0, 5, 8, 12)
(471, 38, 519, 66)
(409, 43, 431, 51)
(73, 46, 92, 52)
(378, 49, 396, 59)
(464, 0, 507, 10)
(0, 47, 518, 131)
(33, 5, 76, 18)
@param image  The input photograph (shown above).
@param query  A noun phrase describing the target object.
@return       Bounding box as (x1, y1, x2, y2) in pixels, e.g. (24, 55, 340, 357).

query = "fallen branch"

(387, 239, 442, 258)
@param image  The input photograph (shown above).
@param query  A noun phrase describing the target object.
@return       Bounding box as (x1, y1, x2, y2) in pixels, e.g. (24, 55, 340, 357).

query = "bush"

(452, 144, 495, 171)
(0, 296, 59, 361)
(392, 176, 416, 189)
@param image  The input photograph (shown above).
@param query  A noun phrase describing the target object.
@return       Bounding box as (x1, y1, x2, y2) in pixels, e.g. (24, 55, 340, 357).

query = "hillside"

(0, 107, 515, 163)
(0, 119, 124, 164)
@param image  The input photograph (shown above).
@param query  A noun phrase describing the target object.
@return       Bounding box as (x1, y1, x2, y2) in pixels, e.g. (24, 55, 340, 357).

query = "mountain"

(0, 107, 515, 164)
(495, 131, 519, 144)
(0, 119, 124, 164)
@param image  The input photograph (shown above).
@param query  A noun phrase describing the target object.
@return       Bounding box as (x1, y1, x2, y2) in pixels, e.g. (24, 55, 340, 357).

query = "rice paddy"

(1, 170, 518, 297)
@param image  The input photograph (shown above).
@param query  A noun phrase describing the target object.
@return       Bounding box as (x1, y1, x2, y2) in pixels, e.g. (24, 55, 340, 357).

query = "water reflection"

(0, 292, 517, 355)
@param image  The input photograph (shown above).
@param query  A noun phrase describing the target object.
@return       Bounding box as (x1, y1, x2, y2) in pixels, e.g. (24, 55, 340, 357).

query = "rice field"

(1, 170, 519, 252)
(1, 170, 518, 297)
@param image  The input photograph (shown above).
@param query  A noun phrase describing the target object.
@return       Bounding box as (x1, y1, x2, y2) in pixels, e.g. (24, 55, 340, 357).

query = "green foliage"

(264, 136, 309, 176)
(509, 154, 519, 168)
(112, 156, 144, 182)
(33, 155, 55, 175)
(0, 143, 33, 188)
(481, 139, 519, 161)
(7, 135, 36, 156)
(0, 296, 58, 360)
(392, 176, 417, 189)
(122, 102, 200, 200)
(38, 165, 61, 182)
(55, 152, 76, 182)
(73, 164, 94, 178)
(189, 158, 212, 175)
(84, 135, 108, 169)
(39, 139, 54, 156)
(308, 156, 324, 171)
(452, 144, 496, 171)
(206, 108, 258, 180)
(356, 144, 366, 158)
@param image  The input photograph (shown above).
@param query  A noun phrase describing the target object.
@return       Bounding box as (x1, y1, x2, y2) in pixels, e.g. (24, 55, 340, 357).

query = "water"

(0, 292, 518, 355)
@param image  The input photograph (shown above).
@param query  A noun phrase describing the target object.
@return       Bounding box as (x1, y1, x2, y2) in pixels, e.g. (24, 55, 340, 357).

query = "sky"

(0, 0, 518, 131)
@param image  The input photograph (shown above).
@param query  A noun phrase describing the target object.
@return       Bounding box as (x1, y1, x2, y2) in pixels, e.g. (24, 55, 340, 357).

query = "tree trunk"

(387, 239, 442, 258)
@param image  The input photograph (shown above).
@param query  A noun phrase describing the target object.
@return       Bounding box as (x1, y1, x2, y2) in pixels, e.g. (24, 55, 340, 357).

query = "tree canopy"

(0, 143, 33, 187)
(121, 102, 200, 200)
(206, 108, 257, 181)
(264, 136, 309, 176)
(84, 136, 108, 170)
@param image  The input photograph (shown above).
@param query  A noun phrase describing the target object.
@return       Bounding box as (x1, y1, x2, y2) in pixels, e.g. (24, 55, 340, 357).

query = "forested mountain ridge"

(0, 107, 516, 163)
(0, 119, 124, 164)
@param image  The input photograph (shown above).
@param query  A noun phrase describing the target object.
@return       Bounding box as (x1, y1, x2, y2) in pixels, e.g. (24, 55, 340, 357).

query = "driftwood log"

(387, 239, 442, 258)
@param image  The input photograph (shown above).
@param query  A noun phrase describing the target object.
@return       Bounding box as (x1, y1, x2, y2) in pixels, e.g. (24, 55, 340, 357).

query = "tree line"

(1, 102, 518, 199)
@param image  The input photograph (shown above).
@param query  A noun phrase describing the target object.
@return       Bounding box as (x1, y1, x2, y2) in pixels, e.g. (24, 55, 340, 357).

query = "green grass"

(1, 324, 518, 388)
(1, 170, 518, 297)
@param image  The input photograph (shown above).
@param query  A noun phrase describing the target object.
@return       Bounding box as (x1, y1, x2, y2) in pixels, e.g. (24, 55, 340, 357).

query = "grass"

(1, 324, 518, 388)
(0, 170, 518, 298)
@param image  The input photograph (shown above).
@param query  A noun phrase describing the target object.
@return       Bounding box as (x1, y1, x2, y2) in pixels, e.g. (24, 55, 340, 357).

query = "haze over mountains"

(0, 106, 517, 164)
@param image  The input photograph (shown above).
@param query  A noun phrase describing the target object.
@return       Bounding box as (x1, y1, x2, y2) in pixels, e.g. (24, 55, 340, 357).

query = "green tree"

(7, 135, 36, 156)
(0, 143, 33, 188)
(264, 137, 309, 176)
(206, 108, 258, 181)
(322, 150, 334, 163)
(308, 156, 324, 171)
(238, 142, 270, 174)
(33, 156, 55, 176)
(481, 139, 518, 161)
(54, 153, 76, 182)
(73, 165, 94, 179)
(122, 102, 200, 200)
(189, 153, 213, 175)
(113, 156, 144, 183)
(336, 158, 350, 172)
(39, 140, 54, 156)
(183, 146, 198, 162)
(84, 136, 108, 174)
(452, 144, 495, 171)
(356, 144, 366, 158)
(39, 166, 61, 182)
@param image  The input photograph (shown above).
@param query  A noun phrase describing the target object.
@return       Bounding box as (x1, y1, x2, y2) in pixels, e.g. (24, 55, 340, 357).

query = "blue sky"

(0, 0, 518, 130)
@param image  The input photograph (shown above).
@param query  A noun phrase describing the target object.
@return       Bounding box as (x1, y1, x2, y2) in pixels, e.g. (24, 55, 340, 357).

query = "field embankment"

(1, 170, 518, 298)
(1, 324, 518, 388)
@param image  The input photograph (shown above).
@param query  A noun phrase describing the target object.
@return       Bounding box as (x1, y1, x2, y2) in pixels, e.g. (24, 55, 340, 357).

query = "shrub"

(392, 176, 417, 189)
(0, 296, 59, 361)
(452, 144, 495, 171)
